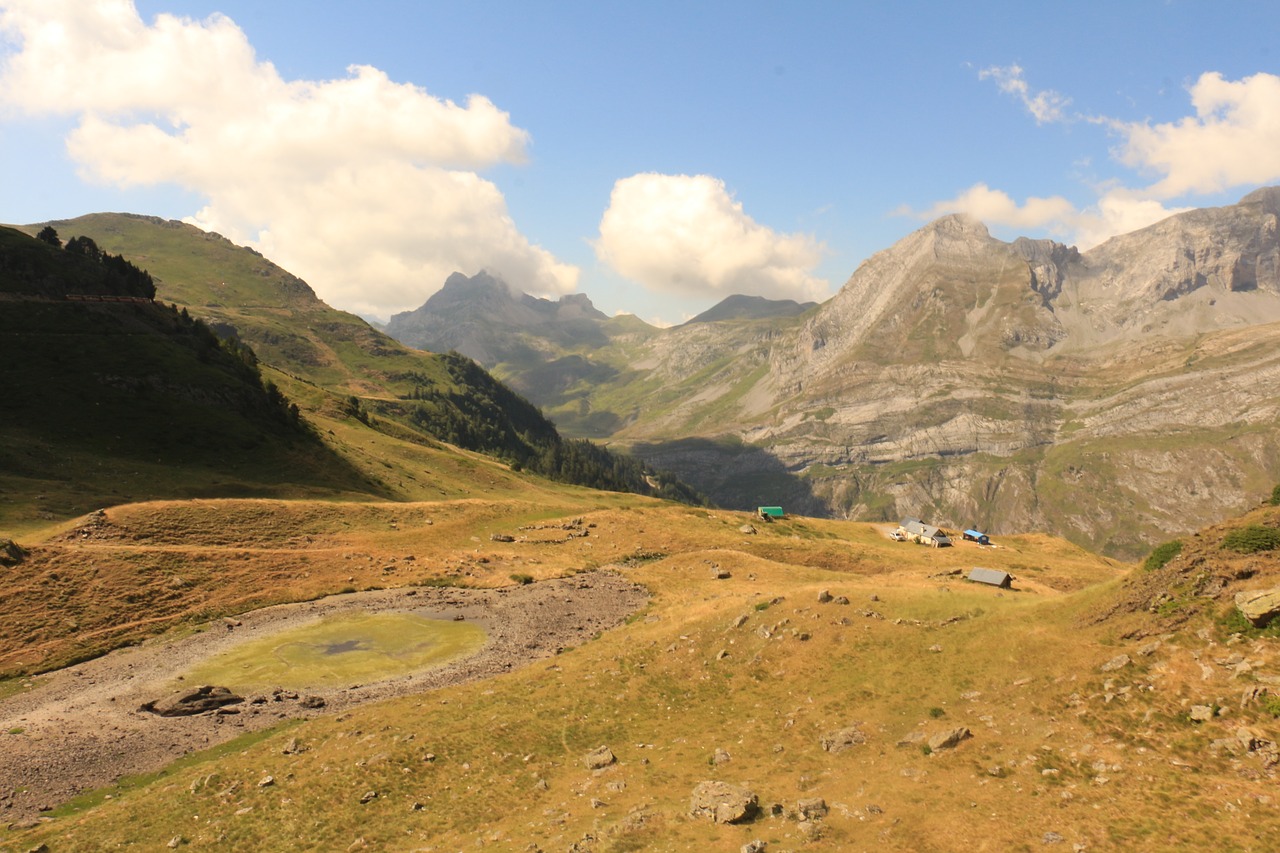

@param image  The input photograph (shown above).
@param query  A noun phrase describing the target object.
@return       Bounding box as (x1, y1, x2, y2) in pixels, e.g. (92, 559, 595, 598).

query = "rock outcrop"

(139, 685, 243, 717)
(1235, 588, 1280, 627)
(689, 781, 758, 824)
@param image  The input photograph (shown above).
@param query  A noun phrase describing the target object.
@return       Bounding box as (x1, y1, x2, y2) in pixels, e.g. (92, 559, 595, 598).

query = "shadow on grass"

(627, 437, 825, 517)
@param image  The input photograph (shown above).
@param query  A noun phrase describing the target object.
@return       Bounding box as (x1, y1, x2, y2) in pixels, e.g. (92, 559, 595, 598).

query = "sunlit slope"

(22, 213, 451, 398)
(9, 499, 1280, 850)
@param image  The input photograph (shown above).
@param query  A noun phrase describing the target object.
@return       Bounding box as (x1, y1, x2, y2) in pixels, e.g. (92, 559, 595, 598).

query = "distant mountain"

(685, 294, 817, 325)
(384, 271, 660, 434)
(379, 189, 1280, 558)
(386, 271, 612, 364)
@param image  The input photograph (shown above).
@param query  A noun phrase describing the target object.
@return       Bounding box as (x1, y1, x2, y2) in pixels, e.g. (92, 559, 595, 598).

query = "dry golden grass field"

(3, 410, 1280, 851)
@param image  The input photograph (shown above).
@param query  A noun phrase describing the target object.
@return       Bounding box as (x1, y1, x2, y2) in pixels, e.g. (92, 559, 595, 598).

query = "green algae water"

(180, 612, 487, 691)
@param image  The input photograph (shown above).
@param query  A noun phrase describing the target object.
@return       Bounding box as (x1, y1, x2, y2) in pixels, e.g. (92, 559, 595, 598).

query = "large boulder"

(1235, 588, 1280, 628)
(690, 781, 758, 824)
(140, 685, 244, 716)
(927, 727, 972, 752)
(584, 745, 616, 769)
(820, 725, 867, 753)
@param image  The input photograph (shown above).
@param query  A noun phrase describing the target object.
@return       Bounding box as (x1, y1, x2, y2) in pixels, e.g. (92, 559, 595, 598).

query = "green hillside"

(4, 217, 700, 533)
(0, 226, 376, 535)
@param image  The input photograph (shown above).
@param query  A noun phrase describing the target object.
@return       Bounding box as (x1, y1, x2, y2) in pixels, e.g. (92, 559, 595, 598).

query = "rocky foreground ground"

(0, 571, 648, 825)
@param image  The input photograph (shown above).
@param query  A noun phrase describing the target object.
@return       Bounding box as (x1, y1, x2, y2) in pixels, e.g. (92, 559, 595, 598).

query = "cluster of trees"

(165, 304, 302, 430)
(405, 352, 703, 503)
(37, 227, 157, 299)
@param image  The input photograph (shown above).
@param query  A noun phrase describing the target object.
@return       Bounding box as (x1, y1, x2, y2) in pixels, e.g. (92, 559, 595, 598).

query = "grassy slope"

(22, 214, 452, 399)
(9, 499, 1280, 850)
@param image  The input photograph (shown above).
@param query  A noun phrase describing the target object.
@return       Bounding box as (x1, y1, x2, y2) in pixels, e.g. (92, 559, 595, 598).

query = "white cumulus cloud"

(0, 0, 577, 317)
(595, 173, 828, 303)
(904, 184, 1077, 231)
(1115, 71, 1280, 199)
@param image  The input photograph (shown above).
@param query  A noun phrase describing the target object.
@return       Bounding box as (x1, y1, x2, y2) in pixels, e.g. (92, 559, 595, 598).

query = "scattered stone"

(1099, 654, 1131, 673)
(897, 731, 926, 747)
(741, 841, 767, 853)
(731, 614, 749, 629)
(1137, 641, 1162, 657)
(1189, 704, 1215, 722)
(1043, 831, 1064, 845)
(359, 791, 378, 804)
(711, 565, 731, 579)
(299, 695, 326, 710)
(489, 533, 515, 542)
(258, 775, 274, 788)
(833, 595, 850, 605)
(584, 745, 616, 769)
(689, 781, 758, 824)
(167, 837, 184, 849)
(423, 752, 436, 762)
(140, 685, 244, 717)
(818, 589, 833, 603)
(740, 525, 757, 535)
(282, 737, 303, 755)
(927, 727, 972, 752)
(716, 648, 729, 660)
(712, 748, 732, 765)
(820, 725, 867, 753)
(1234, 588, 1280, 628)
(534, 779, 549, 791)
(928, 644, 943, 653)
(796, 797, 828, 820)
(590, 798, 607, 809)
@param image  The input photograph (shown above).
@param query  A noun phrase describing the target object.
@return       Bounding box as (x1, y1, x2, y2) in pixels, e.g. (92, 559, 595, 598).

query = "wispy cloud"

(0, 0, 578, 317)
(978, 64, 1072, 124)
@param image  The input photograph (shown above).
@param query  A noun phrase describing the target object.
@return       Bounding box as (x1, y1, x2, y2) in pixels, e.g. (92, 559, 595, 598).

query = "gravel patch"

(0, 570, 647, 824)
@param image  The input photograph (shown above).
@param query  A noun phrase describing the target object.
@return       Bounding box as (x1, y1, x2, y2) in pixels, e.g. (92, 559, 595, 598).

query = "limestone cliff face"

(621, 189, 1280, 558)
(1052, 187, 1280, 347)
(386, 190, 1280, 558)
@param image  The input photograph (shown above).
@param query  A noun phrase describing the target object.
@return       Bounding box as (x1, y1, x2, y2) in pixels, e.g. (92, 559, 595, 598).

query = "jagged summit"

(386, 271, 609, 363)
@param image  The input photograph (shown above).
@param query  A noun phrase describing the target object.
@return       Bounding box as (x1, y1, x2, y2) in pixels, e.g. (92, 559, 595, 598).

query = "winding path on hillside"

(0, 571, 648, 825)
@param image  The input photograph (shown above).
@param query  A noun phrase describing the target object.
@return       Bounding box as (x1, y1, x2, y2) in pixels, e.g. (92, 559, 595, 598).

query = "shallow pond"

(178, 612, 488, 691)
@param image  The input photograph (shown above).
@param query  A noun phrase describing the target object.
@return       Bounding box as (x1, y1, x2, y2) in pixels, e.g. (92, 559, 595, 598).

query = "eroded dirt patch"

(0, 571, 647, 824)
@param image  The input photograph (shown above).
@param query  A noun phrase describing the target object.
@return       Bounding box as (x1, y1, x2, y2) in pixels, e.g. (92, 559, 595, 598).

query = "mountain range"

(382, 187, 1280, 558)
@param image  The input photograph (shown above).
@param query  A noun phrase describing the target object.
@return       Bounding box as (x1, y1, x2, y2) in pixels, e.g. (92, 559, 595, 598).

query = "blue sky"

(2, 1, 1279, 324)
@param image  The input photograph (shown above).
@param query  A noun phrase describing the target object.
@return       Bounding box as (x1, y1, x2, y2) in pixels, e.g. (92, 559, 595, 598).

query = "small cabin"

(757, 506, 785, 521)
(963, 529, 991, 545)
(899, 517, 952, 547)
(968, 567, 1012, 588)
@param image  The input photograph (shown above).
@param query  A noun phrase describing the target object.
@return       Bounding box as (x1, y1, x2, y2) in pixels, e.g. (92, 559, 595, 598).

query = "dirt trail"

(0, 571, 647, 825)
